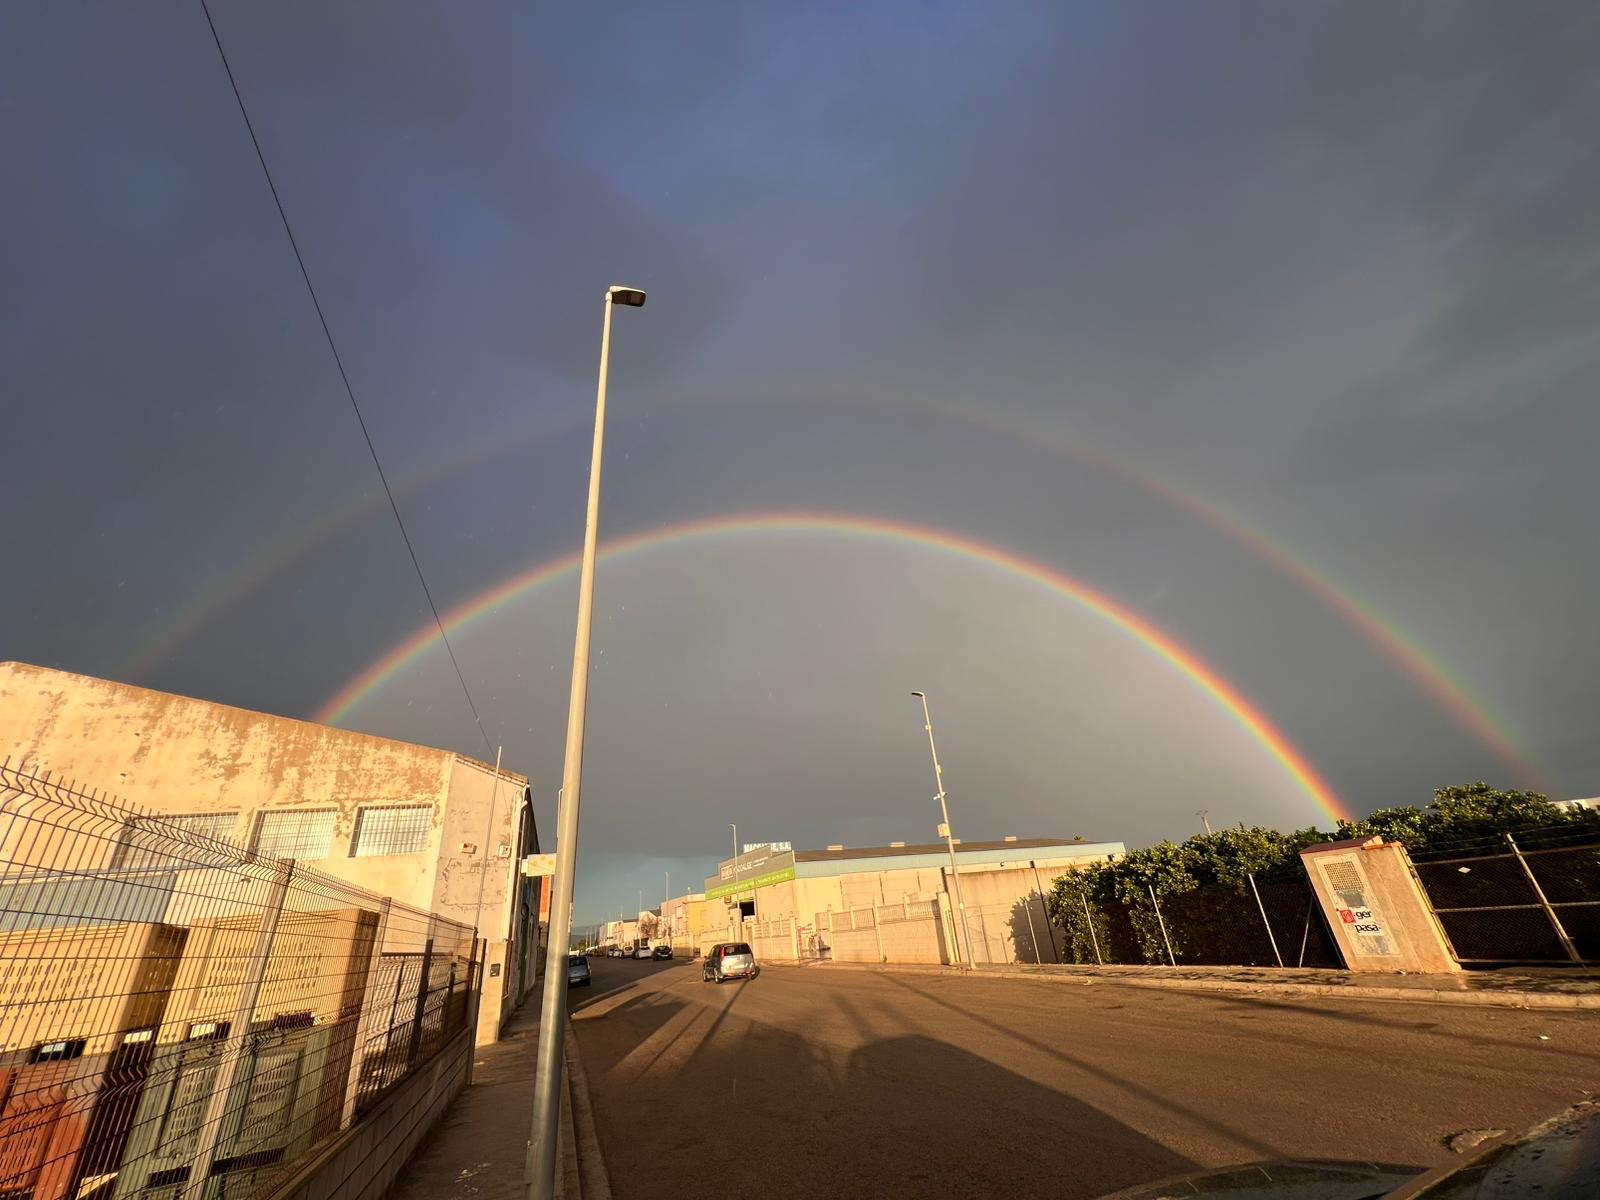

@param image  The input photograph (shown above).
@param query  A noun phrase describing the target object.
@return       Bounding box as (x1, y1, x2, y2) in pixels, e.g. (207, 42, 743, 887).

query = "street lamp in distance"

(911, 691, 976, 968)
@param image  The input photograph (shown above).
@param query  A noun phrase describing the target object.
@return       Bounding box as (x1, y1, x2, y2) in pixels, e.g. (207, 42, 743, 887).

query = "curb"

(765, 960, 1600, 1010)
(561, 1016, 613, 1200)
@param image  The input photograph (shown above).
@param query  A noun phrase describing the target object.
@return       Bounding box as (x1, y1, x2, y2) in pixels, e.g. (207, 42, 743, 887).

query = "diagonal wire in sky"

(198, 0, 497, 762)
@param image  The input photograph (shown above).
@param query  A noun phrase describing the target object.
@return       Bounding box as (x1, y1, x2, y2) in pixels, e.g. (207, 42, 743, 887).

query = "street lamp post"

(729, 822, 740, 934)
(912, 691, 976, 967)
(526, 284, 646, 1200)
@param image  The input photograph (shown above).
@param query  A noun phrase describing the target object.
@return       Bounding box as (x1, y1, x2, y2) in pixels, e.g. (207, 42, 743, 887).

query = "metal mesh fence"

(1413, 835, 1599, 964)
(1055, 878, 1340, 968)
(0, 760, 477, 1200)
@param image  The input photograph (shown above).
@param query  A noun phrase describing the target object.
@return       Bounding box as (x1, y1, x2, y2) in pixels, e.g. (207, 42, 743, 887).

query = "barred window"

(111, 812, 239, 869)
(350, 806, 431, 857)
(252, 810, 336, 860)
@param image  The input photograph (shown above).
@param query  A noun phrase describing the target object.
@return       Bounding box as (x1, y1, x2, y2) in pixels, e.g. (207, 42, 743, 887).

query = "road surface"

(572, 958, 1598, 1198)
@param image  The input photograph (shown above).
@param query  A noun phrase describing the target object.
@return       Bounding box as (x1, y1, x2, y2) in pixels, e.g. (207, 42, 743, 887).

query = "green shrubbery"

(1045, 783, 1599, 965)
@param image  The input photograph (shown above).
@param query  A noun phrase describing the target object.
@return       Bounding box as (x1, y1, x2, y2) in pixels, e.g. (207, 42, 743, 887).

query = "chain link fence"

(1053, 876, 1341, 968)
(1412, 832, 1598, 964)
(0, 760, 477, 1200)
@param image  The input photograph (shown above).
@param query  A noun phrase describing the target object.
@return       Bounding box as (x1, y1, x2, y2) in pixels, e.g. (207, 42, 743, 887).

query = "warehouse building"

(703, 836, 1124, 965)
(0, 661, 544, 1045)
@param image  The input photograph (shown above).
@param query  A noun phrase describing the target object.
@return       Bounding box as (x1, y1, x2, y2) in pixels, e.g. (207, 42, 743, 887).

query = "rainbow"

(125, 394, 1541, 787)
(314, 510, 1352, 824)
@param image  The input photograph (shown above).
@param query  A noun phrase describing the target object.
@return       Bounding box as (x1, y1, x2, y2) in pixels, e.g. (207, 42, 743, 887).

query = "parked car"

(608, 946, 625, 958)
(651, 944, 673, 960)
(631, 944, 652, 959)
(567, 954, 591, 987)
(702, 941, 757, 983)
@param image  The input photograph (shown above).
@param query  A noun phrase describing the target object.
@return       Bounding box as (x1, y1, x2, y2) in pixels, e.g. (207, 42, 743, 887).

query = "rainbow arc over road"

(125, 396, 1540, 787)
(314, 510, 1352, 824)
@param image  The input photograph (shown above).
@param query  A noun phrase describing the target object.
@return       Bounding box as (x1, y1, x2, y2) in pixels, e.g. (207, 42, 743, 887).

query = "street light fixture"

(912, 691, 976, 968)
(729, 822, 741, 932)
(527, 284, 646, 1200)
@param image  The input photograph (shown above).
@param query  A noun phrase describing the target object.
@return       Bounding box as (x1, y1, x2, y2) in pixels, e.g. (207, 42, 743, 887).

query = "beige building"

(707, 837, 1124, 966)
(602, 918, 638, 950)
(660, 892, 710, 955)
(0, 661, 544, 1045)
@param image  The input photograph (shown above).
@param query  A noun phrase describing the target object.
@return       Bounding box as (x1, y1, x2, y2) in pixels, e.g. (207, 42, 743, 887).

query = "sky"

(3, 2, 1597, 926)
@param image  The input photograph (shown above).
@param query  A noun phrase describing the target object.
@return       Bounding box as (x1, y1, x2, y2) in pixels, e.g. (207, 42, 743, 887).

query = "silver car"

(567, 954, 591, 987)
(702, 941, 757, 983)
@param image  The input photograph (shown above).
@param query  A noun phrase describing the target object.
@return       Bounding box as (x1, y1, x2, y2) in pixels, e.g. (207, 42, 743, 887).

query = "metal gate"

(1413, 835, 1597, 965)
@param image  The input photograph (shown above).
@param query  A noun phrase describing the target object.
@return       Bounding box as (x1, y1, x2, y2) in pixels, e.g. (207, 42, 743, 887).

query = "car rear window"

(570, 955, 587, 965)
(729, 943, 751, 956)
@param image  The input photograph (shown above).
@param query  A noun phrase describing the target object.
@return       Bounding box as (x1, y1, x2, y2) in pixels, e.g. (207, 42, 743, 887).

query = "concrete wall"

(1301, 837, 1460, 974)
(269, 1026, 471, 1200)
(955, 863, 1065, 965)
(878, 899, 950, 963)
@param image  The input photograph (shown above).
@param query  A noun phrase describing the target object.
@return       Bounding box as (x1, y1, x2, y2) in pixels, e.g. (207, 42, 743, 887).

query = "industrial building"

(703, 836, 1124, 965)
(0, 661, 545, 1045)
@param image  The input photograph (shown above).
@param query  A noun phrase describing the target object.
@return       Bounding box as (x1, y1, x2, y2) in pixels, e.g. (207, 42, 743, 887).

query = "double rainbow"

(123, 395, 1539, 786)
(313, 510, 1353, 825)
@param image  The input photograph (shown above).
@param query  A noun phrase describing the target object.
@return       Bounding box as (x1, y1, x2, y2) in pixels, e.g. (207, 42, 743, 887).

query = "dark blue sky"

(4, 2, 1597, 921)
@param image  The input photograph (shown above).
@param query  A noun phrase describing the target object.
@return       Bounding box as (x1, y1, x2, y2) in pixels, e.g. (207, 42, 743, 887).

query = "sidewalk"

(389, 999, 611, 1200)
(779, 958, 1600, 1008)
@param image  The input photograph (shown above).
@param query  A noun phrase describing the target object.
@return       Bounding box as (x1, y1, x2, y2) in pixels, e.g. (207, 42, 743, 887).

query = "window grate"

(252, 809, 336, 860)
(111, 812, 239, 869)
(350, 805, 432, 857)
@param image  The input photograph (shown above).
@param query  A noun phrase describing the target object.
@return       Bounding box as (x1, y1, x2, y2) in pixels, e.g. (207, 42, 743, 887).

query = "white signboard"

(521, 853, 558, 877)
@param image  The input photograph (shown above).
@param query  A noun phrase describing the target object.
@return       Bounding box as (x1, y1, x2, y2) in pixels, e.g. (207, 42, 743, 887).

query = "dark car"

(651, 944, 673, 959)
(566, 954, 591, 987)
(702, 941, 757, 983)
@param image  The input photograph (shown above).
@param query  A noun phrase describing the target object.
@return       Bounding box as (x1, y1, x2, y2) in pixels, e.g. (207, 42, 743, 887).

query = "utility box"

(1301, 837, 1460, 974)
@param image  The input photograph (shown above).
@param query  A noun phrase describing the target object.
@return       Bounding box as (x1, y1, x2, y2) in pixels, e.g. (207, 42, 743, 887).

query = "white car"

(631, 944, 651, 959)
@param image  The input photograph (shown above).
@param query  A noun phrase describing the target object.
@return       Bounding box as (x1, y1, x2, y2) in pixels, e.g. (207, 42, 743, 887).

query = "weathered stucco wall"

(433, 756, 526, 1042)
(0, 661, 535, 1044)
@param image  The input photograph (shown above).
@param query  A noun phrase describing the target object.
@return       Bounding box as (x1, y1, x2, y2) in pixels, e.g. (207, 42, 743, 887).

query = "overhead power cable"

(200, 0, 496, 761)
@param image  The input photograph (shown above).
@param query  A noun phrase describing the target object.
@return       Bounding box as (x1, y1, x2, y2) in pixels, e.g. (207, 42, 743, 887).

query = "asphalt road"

(572, 958, 1599, 1199)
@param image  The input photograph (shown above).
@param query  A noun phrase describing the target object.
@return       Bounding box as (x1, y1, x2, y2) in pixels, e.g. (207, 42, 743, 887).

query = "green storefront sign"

(705, 864, 795, 901)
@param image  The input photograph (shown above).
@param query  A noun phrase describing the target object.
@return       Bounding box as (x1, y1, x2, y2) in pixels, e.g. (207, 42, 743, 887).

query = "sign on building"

(521, 854, 558, 877)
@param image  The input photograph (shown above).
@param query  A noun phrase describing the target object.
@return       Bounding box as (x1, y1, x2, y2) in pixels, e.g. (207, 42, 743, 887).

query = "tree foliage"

(1338, 781, 1599, 855)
